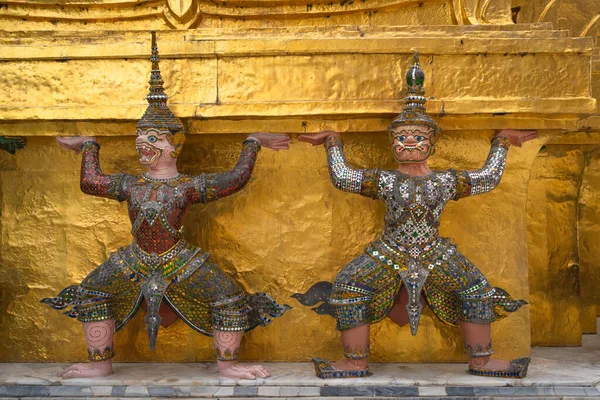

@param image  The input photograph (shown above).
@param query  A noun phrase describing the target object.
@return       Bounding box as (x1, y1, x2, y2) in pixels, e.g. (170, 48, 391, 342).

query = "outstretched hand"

(247, 133, 291, 151)
(496, 129, 538, 147)
(56, 136, 97, 154)
(297, 131, 340, 146)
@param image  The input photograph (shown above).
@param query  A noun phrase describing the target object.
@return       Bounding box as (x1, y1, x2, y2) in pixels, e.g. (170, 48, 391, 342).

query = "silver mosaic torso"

(326, 136, 510, 252)
(378, 170, 455, 253)
(325, 136, 510, 334)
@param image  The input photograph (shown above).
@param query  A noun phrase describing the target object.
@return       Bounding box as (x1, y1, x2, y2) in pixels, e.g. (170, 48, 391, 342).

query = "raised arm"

(80, 141, 129, 200)
(187, 133, 291, 204)
(57, 137, 128, 201)
(189, 139, 260, 204)
(299, 131, 379, 199)
(451, 130, 537, 200)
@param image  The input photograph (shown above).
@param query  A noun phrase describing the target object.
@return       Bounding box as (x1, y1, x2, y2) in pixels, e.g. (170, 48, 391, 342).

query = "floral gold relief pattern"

(167, 0, 194, 18)
(0, 0, 514, 29)
(164, 0, 202, 29)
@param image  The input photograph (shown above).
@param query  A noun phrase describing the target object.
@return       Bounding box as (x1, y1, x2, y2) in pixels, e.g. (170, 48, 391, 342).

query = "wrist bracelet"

(80, 141, 99, 152)
(243, 138, 261, 150)
(325, 135, 342, 149)
(492, 135, 511, 149)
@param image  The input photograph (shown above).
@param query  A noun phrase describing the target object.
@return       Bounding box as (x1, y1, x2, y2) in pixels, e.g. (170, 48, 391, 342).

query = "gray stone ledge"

(0, 336, 599, 398)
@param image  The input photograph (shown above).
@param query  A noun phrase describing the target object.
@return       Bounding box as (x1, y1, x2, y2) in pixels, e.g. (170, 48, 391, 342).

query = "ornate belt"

(380, 233, 439, 259)
(132, 239, 187, 270)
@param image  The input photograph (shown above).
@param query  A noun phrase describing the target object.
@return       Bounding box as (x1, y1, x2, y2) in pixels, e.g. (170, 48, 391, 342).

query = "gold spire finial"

(137, 31, 185, 136)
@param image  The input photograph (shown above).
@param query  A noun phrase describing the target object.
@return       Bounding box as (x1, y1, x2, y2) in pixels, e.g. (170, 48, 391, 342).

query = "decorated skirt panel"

(42, 247, 290, 338)
(164, 259, 249, 335)
(423, 249, 497, 326)
(42, 244, 244, 334)
(330, 253, 401, 331)
(329, 237, 526, 331)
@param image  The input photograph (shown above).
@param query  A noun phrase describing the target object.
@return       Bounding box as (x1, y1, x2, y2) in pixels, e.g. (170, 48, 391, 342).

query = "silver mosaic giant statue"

(296, 52, 537, 379)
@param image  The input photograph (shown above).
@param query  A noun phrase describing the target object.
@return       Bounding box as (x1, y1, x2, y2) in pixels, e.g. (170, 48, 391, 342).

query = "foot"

(57, 361, 113, 379)
(467, 356, 530, 379)
(218, 363, 271, 380)
(332, 359, 368, 371)
(469, 357, 510, 370)
(312, 357, 370, 379)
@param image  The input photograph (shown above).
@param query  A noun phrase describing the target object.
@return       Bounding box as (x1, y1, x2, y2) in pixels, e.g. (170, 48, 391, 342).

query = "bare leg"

(58, 320, 115, 379)
(460, 322, 510, 370)
(331, 323, 370, 371)
(214, 330, 270, 380)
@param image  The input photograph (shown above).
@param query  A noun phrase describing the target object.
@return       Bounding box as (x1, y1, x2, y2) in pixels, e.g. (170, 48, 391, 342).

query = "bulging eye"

(415, 135, 424, 142)
(398, 135, 406, 143)
(148, 135, 157, 143)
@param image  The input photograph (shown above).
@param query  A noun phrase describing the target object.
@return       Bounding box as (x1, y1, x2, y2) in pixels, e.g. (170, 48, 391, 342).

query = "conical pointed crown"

(389, 52, 439, 135)
(136, 31, 185, 134)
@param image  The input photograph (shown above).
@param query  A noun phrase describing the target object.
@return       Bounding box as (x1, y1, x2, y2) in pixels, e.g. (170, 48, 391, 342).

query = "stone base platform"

(1, 335, 599, 399)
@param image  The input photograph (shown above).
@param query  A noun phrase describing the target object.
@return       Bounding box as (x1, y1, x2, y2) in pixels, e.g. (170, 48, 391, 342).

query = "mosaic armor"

(325, 135, 526, 334)
(43, 140, 289, 351)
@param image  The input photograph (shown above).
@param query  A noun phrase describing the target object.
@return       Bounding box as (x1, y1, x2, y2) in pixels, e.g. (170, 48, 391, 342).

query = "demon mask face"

(390, 124, 436, 163)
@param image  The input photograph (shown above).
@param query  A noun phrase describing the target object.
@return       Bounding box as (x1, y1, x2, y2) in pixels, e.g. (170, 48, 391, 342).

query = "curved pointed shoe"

(467, 357, 531, 379)
(311, 357, 371, 379)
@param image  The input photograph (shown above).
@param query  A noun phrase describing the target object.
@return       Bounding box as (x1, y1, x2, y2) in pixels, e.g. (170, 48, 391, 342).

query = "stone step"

(0, 384, 599, 398)
(2, 318, 599, 399)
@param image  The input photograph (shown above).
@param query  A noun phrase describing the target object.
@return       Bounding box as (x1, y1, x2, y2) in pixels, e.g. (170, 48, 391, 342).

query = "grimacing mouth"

(393, 142, 432, 162)
(136, 142, 163, 165)
(389, 128, 435, 161)
(395, 142, 430, 153)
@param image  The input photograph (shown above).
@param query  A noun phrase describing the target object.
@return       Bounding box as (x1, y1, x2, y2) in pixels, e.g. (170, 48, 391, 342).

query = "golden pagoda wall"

(0, 0, 599, 362)
(0, 132, 540, 362)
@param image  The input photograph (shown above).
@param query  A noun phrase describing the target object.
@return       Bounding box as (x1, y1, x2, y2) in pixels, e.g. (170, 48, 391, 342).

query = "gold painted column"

(579, 153, 600, 334)
(527, 146, 587, 346)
